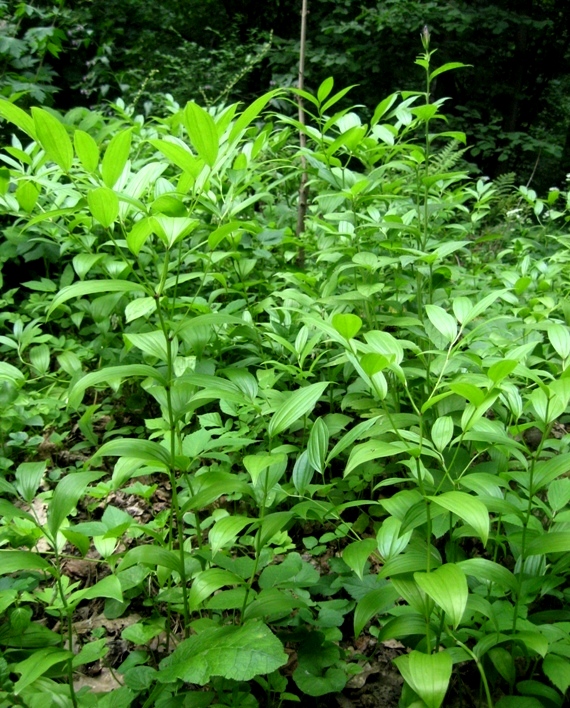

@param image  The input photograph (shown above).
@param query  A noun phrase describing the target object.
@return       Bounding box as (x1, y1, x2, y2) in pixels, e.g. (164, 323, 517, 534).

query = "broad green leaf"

(429, 491, 489, 545)
(414, 564, 468, 629)
(452, 296, 472, 324)
(317, 77, 335, 104)
(48, 471, 104, 536)
(15, 180, 39, 212)
(307, 417, 329, 473)
(487, 359, 518, 384)
(345, 439, 403, 477)
(354, 584, 399, 637)
(118, 546, 181, 574)
(332, 313, 362, 340)
(189, 569, 244, 610)
(0, 550, 53, 575)
(268, 382, 329, 438)
(152, 215, 198, 248)
(68, 364, 165, 409)
(244, 588, 303, 621)
(72, 638, 108, 668)
(74, 129, 99, 172)
(127, 216, 154, 255)
(0, 99, 36, 139)
(532, 453, 570, 493)
(88, 187, 119, 228)
(14, 648, 73, 694)
(125, 296, 157, 323)
(549, 324, 570, 360)
(543, 654, 570, 694)
(547, 478, 570, 513)
(343, 539, 377, 580)
(430, 62, 469, 80)
(377, 516, 412, 561)
(0, 361, 25, 381)
(209, 516, 252, 555)
(158, 620, 287, 684)
(364, 330, 404, 364)
(49, 280, 147, 315)
(32, 107, 73, 171)
(124, 331, 169, 361)
(68, 575, 123, 605)
(102, 128, 132, 188)
(395, 650, 452, 708)
(327, 416, 380, 464)
(95, 438, 172, 468)
(228, 90, 279, 144)
(377, 613, 433, 642)
(488, 647, 516, 685)
(431, 416, 453, 452)
(259, 511, 293, 545)
(149, 138, 203, 176)
(526, 532, 570, 556)
(292, 450, 313, 494)
(184, 102, 219, 167)
(425, 304, 457, 343)
(15, 461, 46, 503)
(457, 558, 517, 593)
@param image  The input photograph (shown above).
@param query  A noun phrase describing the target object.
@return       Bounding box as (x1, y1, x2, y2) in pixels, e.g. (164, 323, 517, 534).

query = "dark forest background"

(2, 0, 570, 191)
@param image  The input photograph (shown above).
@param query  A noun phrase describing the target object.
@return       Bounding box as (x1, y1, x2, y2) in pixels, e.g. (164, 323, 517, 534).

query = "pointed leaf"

(429, 491, 489, 545)
(88, 187, 119, 228)
(354, 584, 399, 637)
(543, 654, 570, 694)
(189, 569, 244, 610)
(425, 305, 457, 343)
(431, 416, 453, 452)
(14, 648, 73, 694)
(118, 546, 181, 574)
(332, 313, 362, 340)
(429, 62, 469, 81)
(268, 382, 329, 438)
(48, 471, 105, 536)
(184, 102, 218, 167)
(0, 550, 53, 575)
(0, 99, 36, 139)
(343, 539, 377, 580)
(414, 564, 468, 629)
(102, 128, 132, 188)
(68, 364, 165, 409)
(307, 417, 329, 473)
(95, 438, 172, 468)
(210, 516, 253, 556)
(49, 280, 147, 315)
(32, 107, 73, 171)
(74, 129, 99, 172)
(395, 650, 452, 708)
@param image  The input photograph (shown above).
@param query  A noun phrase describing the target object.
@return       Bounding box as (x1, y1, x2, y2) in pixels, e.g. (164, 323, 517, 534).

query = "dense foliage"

(1, 23, 570, 708)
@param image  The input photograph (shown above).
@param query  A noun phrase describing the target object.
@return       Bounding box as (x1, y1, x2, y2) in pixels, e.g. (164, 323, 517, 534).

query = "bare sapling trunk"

(296, 0, 309, 242)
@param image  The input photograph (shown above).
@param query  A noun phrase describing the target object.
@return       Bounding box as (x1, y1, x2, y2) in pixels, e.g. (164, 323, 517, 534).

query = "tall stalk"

(296, 0, 309, 240)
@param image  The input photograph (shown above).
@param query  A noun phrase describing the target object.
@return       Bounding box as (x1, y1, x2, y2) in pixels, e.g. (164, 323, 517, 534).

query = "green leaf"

(102, 128, 132, 188)
(431, 416, 453, 452)
(243, 588, 302, 621)
(68, 364, 165, 409)
(343, 539, 377, 580)
(292, 450, 313, 494)
(487, 359, 518, 384)
(549, 324, 570, 360)
(189, 569, 244, 610)
(69, 575, 123, 605)
(316, 77, 334, 104)
(526, 532, 570, 556)
(72, 638, 108, 668)
(377, 516, 412, 561)
(228, 90, 279, 144)
(15, 180, 39, 212)
(268, 382, 329, 438)
(332, 313, 362, 340)
(414, 564, 468, 629)
(48, 471, 104, 536)
(429, 491, 489, 545)
(394, 650, 452, 708)
(488, 647, 516, 685)
(425, 305, 457, 343)
(95, 438, 172, 468)
(13, 648, 73, 694)
(15, 461, 46, 503)
(149, 138, 203, 176)
(124, 331, 169, 361)
(118, 546, 181, 574)
(32, 107, 73, 171)
(184, 102, 219, 167)
(429, 62, 469, 81)
(456, 558, 517, 593)
(49, 280, 147, 315)
(354, 584, 399, 637)
(125, 296, 157, 323)
(345, 440, 402, 477)
(158, 620, 286, 684)
(209, 516, 252, 556)
(88, 187, 119, 228)
(0, 99, 36, 139)
(0, 550, 53, 575)
(543, 654, 570, 694)
(307, 417, 329, 474)
(74, 129, 99, 172)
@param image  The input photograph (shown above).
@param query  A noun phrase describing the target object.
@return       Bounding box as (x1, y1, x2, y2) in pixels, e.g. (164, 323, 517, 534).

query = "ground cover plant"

(1, 36, 570, 708)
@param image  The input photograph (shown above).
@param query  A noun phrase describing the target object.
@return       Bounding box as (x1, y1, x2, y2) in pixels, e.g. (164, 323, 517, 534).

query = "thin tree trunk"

(296, 0, 308, 242)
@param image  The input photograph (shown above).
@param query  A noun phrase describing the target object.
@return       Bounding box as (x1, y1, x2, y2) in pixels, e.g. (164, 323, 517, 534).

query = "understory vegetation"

(2, 40, 570, 708)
